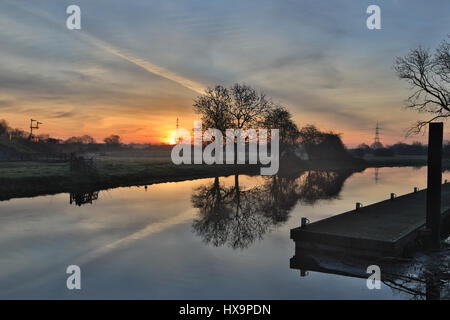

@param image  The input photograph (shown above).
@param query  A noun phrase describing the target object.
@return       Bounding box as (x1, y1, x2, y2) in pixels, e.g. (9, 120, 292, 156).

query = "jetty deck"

(291, 184, 450, 257)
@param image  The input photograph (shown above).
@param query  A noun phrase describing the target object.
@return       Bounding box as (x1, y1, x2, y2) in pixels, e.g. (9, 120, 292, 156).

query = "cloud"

(5, 0, 205, 95)
(2, 0, 450, 145)
(51, 111, 75, 119)
(89, 38, 205, 94)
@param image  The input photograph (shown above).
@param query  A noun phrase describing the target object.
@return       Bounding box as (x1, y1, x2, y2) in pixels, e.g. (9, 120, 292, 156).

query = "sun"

(165, 130, 178, 145)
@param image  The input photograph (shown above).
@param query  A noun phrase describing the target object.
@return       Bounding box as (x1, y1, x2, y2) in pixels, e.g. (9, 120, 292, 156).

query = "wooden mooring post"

(426, 122, 443, 249)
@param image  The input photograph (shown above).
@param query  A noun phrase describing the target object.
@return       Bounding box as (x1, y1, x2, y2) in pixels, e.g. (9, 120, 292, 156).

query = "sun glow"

(165, 130, 179, 145)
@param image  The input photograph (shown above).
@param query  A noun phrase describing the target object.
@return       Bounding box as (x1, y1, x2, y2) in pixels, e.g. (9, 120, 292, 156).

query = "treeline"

(194, 83, 352, 162)
(297, 125, 349, 161)
(0, 119, 132, 155)
(351, 142, 450, 158)
(1, 84, 356, 163)
(0, 119, 124, 145)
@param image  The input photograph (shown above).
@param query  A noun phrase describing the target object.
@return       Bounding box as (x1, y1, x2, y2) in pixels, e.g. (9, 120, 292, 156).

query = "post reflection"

(69, 190, 99, 206)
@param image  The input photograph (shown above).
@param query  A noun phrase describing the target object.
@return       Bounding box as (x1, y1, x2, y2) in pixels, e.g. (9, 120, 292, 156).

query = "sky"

(0, 0, 449, 146)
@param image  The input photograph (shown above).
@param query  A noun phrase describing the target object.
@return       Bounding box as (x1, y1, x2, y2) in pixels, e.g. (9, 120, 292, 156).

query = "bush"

(373, 148, 395, 157)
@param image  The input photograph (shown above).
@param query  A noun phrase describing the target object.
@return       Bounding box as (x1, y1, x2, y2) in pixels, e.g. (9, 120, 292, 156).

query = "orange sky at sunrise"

(1, 1, 450, 148)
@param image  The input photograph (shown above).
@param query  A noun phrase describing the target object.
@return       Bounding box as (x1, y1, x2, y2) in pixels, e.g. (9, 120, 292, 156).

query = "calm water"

(0, 167, 448, 299)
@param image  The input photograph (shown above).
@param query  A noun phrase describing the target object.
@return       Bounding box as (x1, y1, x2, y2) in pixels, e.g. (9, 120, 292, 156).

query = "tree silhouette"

(0, 119, 9, 136)
(298, 125, 347, 160)
(228, 83, 272, 130)
(65, 135, 96, 144)
(193, 86, 234, 133)
(103, 134, 121, 145)
(193, 83, 275, 134)
(394, 38, 450, 134)
(261, 106, 300, 155)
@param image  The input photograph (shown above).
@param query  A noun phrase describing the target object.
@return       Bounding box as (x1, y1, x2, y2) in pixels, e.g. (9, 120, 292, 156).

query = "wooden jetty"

(291, 184, 450, 258)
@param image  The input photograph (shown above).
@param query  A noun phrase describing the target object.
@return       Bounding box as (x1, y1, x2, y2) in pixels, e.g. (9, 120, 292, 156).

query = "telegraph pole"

(29, 119, 42, 140)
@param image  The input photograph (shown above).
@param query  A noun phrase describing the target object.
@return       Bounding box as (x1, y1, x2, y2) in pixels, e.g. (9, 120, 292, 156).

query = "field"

(0, 136, 37, 155)
(2, 149, 449, 201)
(363, 155, 450, 169)
(0, 150, 261, 200)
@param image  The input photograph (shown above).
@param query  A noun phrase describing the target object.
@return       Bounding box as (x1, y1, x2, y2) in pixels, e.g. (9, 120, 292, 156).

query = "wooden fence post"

(426, 122, 443, 249)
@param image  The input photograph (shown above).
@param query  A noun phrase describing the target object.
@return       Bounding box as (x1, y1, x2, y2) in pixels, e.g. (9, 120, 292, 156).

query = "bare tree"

(193, 83, 273, 132)
(228, 83, 272, 130)
(394, 38, 450, 134)
(193, 85, 233, 133)
(193, 83, 276, 162)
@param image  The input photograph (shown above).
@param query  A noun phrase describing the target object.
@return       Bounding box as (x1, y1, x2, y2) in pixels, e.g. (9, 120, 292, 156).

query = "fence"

(0, 152, 70, 162)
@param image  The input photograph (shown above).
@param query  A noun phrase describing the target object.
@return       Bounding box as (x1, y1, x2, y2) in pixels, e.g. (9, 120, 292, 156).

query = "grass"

(0, 159, 261, 200)
(0, 137, 37, 154)
(0, 155, 446, 183)
(2, 152, 449, 201)
(0, 161, 69, 179)
(364, 155, 450, 169)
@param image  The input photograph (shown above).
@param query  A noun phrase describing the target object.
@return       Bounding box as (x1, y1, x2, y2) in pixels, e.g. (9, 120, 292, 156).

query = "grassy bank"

(0, 155, 367, 201)
(363, 155, 450, 168)
(12, 152, 450, 202)
(3, 154, 449, 202)
(0, 160, 262, 201)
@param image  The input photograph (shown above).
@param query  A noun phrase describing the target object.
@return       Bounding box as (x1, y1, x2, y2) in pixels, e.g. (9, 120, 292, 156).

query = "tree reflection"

(192, 170, 355, 249)
(69, 190, 99, 206)
(296, 171, 353, 204)
(256, 175, 301, 225)
(192, 176, 272, 249)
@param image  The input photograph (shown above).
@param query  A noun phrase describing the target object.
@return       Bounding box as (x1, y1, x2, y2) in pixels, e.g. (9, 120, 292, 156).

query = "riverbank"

(363, 155, 450, 168)
(7, 154, 450, 201)
(0, 161, 260, 201)
(6, 154, 450, 202)
(0, 157, 366, 201)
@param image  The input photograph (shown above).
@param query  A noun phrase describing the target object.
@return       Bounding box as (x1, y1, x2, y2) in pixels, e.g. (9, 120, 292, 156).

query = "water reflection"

(192, 175, 271, 249)
(192, 170, 356, 249)
(1, 167, 449, 299)
(290, 247, 450, 300)
(69, 190, 99, 206)
(374, 167, 380, 184)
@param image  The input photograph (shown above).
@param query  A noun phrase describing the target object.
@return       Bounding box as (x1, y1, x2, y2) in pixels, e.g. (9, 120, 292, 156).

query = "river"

(0, 166, 448, 299)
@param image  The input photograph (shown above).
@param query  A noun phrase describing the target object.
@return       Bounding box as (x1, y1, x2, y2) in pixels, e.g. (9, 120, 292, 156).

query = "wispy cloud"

(87, 36, 205, 94)
(6, 0, 205, 94)
(3, 0, 450, 145)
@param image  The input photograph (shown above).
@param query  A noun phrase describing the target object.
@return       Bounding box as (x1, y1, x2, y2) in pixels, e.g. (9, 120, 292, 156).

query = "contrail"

(87, 36, 206, 94)
(5, 0, 206, 94)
